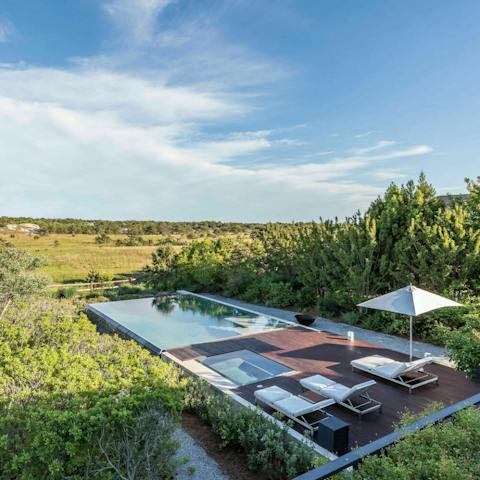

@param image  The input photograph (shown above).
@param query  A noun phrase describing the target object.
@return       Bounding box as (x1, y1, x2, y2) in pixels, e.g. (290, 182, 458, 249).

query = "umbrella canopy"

(357, 285, 463, 360)
(357, 285, 463, 316)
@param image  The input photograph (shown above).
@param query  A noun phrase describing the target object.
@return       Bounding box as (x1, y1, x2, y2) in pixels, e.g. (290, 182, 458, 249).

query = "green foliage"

(183, 378, 326, 480)
(115, 234, 153, 247)
(95, 233, 112, 244)
(84, 269, 112, 285)
(0, 246, 48, 314)
(0, 298, 185, 479)
(55, 286, 78, 299)
(354, 407, 480, 480)
(444, 310, 480, 378)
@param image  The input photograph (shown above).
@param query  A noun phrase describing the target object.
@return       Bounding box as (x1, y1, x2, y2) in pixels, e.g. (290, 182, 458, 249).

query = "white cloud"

(351, 140, 396, 155)
(373, 170, 408, 180)
(0, 17, 15, 43)
(362, 145, 433, 161)
(0, 67, 246, 124)
(354, 131, 375, 138)
(103, 0, 173, 46)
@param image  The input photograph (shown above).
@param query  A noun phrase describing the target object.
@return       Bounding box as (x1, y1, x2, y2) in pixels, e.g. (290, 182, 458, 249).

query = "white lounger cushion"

(274, 396, 335, 417)
(300, 374, 336, 391)
(351, 355, 434, 379)
(254, 385, 292, 404)
(300, 374, 376, 403)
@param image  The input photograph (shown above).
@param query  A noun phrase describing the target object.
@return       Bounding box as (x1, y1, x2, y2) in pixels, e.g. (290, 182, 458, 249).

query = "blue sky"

(0, 0, 479, 221)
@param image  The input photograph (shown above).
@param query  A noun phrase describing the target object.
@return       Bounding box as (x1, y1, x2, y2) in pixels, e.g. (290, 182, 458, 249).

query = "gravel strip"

(174, 428, 230, 480)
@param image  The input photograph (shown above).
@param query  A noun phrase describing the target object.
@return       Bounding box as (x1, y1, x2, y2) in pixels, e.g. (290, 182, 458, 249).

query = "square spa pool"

(202, 349, 293, 386)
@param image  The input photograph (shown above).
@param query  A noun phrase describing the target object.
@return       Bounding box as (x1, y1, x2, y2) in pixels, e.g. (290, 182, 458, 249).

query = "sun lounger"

(350, 354, 438, 392)
(300, 375, 381, 418)
(254, 385, 335, 434)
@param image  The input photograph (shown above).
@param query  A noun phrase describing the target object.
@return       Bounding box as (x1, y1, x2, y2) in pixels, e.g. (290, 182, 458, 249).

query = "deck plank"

(168, 327, 480, 448)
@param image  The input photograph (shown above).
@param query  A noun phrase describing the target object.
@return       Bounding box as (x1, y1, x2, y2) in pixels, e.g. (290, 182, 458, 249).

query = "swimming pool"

(86, 294, 291, 351)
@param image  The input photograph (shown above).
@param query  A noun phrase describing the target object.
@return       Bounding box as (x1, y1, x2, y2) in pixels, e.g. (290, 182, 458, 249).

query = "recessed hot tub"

(202, 349, 293, 386)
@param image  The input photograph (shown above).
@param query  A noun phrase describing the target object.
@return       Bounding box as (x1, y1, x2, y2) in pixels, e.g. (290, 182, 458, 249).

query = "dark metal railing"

(294, 392, 480, 480)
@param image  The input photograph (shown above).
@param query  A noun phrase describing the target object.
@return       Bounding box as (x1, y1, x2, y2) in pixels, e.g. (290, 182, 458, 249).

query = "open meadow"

(0, 232, 164, 283)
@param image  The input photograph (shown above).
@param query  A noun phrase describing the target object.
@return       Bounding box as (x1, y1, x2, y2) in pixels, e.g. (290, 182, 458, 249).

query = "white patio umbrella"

(357, 285, 463, 360)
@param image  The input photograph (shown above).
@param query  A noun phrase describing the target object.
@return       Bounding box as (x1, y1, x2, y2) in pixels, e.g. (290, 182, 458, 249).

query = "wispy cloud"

(351, 140, 396, 155)
(0, 17, 15, 43)
(303, 151, 335, 158)
(373, 170, 408, 180)
(354, 130, 375, 138)
(103, 0, 173, 46)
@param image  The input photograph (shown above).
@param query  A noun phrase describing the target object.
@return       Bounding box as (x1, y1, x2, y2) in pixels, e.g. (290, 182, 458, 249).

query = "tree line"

(0, 217, 265, 236)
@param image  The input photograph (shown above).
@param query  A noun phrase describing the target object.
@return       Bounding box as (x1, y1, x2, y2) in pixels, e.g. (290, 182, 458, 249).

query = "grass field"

(1, 233, 164, 283)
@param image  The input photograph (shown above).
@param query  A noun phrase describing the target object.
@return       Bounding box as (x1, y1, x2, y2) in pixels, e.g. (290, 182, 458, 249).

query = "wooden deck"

(168, 327, 480, 449)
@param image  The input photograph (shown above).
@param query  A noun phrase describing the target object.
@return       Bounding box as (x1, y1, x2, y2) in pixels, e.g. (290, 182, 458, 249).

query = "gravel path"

(174, 428, 230, 480)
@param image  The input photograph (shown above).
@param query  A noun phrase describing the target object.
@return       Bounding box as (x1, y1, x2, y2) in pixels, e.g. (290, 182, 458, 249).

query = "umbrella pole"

(409, 315, 413, 361)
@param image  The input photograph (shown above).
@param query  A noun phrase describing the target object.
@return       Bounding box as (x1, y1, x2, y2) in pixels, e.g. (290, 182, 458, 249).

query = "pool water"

(87, 294, 291, 350)
(202, 349, 293, 386)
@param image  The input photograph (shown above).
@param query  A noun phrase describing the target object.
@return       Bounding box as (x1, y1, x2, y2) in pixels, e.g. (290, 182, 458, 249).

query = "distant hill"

(437, 194, 469, 206)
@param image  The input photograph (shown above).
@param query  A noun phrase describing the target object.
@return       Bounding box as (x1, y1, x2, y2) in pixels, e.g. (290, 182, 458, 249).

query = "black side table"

(317, 415, 350, 454)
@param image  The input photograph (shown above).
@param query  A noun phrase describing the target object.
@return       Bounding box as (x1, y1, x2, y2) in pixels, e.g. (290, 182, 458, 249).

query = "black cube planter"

(317, 416, 350, 455)
(295, 313, 316, 326)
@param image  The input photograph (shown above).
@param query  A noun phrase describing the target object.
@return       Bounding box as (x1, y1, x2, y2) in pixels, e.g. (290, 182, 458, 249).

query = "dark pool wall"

(85, 306, 162, 355)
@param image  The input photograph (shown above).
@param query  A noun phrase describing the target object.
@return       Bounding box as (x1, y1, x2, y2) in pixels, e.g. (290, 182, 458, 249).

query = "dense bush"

(146, 175, 480, 343)
(183, 378, 330, 480)
(443, 309, 480, 378)
(0, 298, 185, 479)
(354, 407, 480, 479)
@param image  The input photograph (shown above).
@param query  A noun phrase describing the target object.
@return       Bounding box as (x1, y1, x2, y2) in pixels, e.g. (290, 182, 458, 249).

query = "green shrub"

(263, 281, 296, 308)
(55, 286, 77, 299)
(0, 298, 185, 479)
(0, 391, 181, 480)
(444, 314, 480, 378)
(341, 310, 362, 325)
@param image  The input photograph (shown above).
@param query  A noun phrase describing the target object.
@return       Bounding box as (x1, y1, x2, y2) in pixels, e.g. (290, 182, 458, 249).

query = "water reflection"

(152, 295, 175, 315)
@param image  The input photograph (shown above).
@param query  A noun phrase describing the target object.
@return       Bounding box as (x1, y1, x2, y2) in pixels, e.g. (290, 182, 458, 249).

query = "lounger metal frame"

(351, 364, 439, 393)
(338, 391, 383, 418)
(255, 396, 334, 435)
(299, 389, 382, 419)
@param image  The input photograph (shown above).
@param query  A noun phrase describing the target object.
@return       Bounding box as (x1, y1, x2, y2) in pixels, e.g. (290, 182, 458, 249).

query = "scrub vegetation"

(0, 223, 260, 284)
(0, 243, 185, 479)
